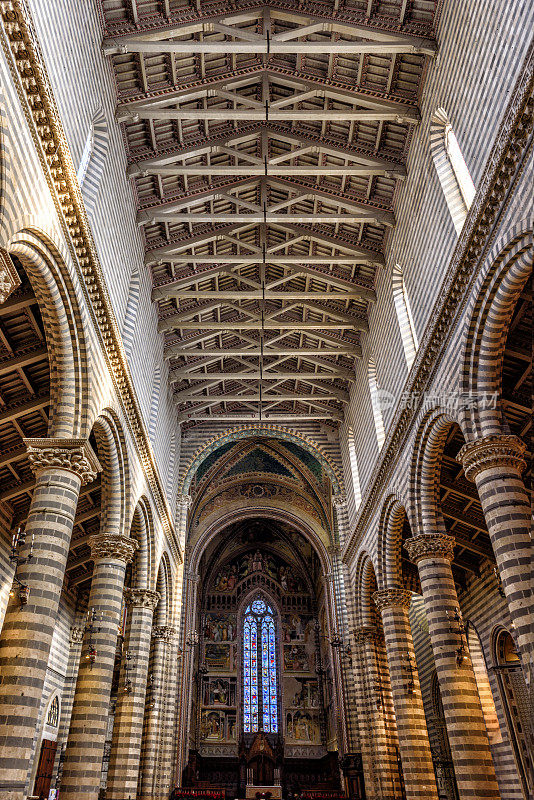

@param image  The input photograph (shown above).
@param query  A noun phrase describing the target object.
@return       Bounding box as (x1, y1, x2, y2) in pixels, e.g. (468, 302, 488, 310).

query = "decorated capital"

(24, 437, 101, 485)
(458, 434, 527, 481)
(89, 533, 137, 564)
(0, 248, 21, 304)
(153, 625, 179, 641)
(124, 587, 160, 611)
(404, 534, 455, 564)
(373, 588, 413, 612)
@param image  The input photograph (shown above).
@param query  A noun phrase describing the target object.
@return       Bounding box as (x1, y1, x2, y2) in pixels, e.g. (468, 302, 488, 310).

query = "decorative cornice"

(342, 50, 533, 564)
(124, 587, 160, 610)
(0, 1, 180, 562)
(404, 534, 455, 565)
(458, 434, 527, 481)
(89, 533, 137, 563)
(0, 247, 21, 303)
(24, 437, 101, 485)
(372, 588, 412, 611)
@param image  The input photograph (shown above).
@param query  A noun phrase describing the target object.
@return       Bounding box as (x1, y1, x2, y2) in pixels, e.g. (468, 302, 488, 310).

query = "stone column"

(458, 435, 533, 677)
(60, 534, 137, 800)
(373, 588, 439, 800)
(106, 588, 160, 800)
(0, 438, 99, 800)
(353, 626, 401, 800)
(138, 625, 172, 800)
(404, 534, 500, 800)
(155, 626, 181, 800)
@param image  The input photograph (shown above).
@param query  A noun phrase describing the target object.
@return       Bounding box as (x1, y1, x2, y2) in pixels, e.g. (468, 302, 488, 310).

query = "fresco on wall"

(285, 677, 320, 709)
(283, 644, 311, 672)
(204, 613, 237, 641)
(211, 550, 306, 593)
(205, 643, 233, 671)
(285, 711, 321, 743)
(200, 710, 237, 741)
(203, 677, 237, 707)
(281, 614, 315, 643)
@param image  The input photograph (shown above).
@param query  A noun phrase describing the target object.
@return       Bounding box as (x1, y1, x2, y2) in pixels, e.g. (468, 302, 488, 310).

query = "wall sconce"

(9, 527, 33, 605)
(403, 653, 415, 694)
(493, 566, 506, 598)
(186, 629, 200, 648)
(329, 631, 352, 658)
(124, 649, 133, 694)
(447, 607, 467, 666)
(84, 607, 102, 668)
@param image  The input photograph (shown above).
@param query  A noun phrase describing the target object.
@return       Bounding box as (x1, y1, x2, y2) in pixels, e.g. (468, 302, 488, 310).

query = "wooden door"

(33, 738, 57, 799)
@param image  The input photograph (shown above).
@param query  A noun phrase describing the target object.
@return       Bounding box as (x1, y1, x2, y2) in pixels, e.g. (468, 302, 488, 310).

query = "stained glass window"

(243, 597, 278, 733)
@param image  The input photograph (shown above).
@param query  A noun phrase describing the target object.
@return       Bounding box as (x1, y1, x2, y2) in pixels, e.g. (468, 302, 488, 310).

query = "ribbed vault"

(102, 0, 439, 426)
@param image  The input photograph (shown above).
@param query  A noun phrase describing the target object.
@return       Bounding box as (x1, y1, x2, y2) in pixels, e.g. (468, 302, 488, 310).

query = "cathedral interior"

(0, 1, 531, 800)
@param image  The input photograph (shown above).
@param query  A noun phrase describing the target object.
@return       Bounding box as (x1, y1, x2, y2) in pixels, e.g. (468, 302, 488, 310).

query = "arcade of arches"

(0, 2, 532, 800)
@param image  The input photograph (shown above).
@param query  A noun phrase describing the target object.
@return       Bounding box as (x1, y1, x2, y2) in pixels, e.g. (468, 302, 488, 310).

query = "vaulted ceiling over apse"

(101, 1, 438, 426)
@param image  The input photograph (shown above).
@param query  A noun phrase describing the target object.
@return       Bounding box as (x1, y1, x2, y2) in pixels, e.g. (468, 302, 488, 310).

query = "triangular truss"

(102, 1, 438, 424)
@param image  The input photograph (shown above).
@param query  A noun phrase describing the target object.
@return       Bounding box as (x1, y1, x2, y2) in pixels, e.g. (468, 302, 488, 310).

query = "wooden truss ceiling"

(102, 0, 439, 424)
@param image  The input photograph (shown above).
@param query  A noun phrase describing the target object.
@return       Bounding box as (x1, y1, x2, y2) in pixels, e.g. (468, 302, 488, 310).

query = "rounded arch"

(155, 550, 173, 627)
(129, 496, 153, 590)
(377, 492, 410, 590)
(179, 425, 343, 496)
(7, 228, 89, 436)
(91, 410, 130, 537)
(354, 551, 379, 627)
(460, 221, 533, 438)
(409, 408, 464, 538)
(187, 506, 332, 582)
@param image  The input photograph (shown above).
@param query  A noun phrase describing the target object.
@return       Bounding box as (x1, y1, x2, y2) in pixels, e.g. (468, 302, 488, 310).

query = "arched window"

(243, 597, 278, 733)
(78, 107, 109, 214)
(368, 359, 385, 449)
(430, 109, 475, 234)
(46, 695, 59, 728)
(148, 365, 161, 442)
(347, 425, 362, 509)
(466, 623, 501, 744)
(392, 265, 418, 370)
(494, 630, 533, 795)
(122, 267, 140, 359)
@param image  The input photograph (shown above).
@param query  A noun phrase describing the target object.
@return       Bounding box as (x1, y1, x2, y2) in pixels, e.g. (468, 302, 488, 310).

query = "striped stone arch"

(409, 408, 463, 539)
(91, 410, 130, 540)
(8, 228, 89, 436)
(355, 551, 379, 627)
(129, 497, 154, 591)
(179, 424, 343, 495)
(377, 492, 410, 590)
(459, 220, 533, 439)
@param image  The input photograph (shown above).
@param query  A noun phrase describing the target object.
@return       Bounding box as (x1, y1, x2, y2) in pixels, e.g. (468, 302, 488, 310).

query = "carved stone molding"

(124, 587, 160, 610)
(24, 438, 101, 485)
(373, 587, 412, 611)
(0, 248, 21, 303)
(89, 534, 137, 564)
(353, 625, 382, 643)
(458, 434, 527, 481)
(70, 626, 84, 645)
(404, 534, 455, 565)
(153, 625, 179, 641)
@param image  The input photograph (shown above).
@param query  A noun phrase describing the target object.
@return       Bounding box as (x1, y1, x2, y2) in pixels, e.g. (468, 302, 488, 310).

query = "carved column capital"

(458, 434, 527, 481)
(24, 437, 101, 485)
(373, 588, 413, 612)
(184, 570, 200, 583)
(70, 626, 84, 644)
(353, 625, 382, 643)
(153, 625, 179, 641)
(177, 494, 192, 508)
(124, 587, 160, 611)
(0, 248, 21, 304)
(404, 534, 455, 564)
(89, 534, 137, 564)
(332, 493, 347, 509)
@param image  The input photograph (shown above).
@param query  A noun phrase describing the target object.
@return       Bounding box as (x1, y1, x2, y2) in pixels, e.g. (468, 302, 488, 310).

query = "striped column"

(373, 588, 439, 800)
(60, 534, 137, 800)
(106, 588, 160, 800)
(405, 534, 500, 800)
(155, 626, 181, 799)
(353, 626, 401, 800)
(0, 439, 99, 800)
(458, 435, 533, 679)
(351, 627, 379, 799)
(138, 625, 172, 800)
